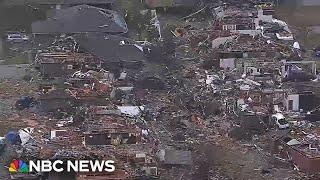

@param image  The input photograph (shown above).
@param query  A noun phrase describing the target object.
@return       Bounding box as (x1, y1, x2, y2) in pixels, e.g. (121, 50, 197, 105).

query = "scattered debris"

(1, 1, 320, 179)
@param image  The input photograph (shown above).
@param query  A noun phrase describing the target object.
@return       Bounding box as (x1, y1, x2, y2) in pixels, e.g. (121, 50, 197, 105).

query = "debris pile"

(1, 0, 320, 179)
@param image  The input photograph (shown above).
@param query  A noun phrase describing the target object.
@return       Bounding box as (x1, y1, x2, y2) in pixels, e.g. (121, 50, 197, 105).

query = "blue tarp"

(15, 96, 35, 110)
(5, 131, 21, 144)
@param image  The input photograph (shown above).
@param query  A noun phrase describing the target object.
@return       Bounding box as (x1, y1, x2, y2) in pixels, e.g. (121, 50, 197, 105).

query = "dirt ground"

(192, 143, 303, 180)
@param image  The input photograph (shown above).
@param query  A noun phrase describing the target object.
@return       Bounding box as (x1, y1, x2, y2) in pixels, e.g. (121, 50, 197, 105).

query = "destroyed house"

(75, 96, 113, 107)
(38, 89, 76, 112)
(275, 128, 320, 173)
(218, 50, 274, 59)
(91, 106, 121, 115)
(68, 69, 114, 86)
(236, 58, 281, 81)
(238, 89, 286, 114)
(239, 90, 272, 107)
(32, 5, 127, 35)
(49, 129, 83, 147)
(282, 61, 317, 82)
(35, 52, 100, 78)
(83, 118, 141, 146)
(72, 95, 114, 108)
(145, 0, 197, 8)
(261, 6, 275, 16)
(67, 79, 112, 98)
(9, 173, 41, 180)
(65, 70, 115, 105)
(76, 169, 130, 180)
(50, 130, 69, 139)
(83, 130, 140, 146)
(214, 5, 255, 19)
(240, 113, 268, 133)
(158, 149, 192, 166)
(217, 35, 281, 58)
(213, 6, 262, 35)
(284, 91, 319, 112)
(214, 17, 255, 31)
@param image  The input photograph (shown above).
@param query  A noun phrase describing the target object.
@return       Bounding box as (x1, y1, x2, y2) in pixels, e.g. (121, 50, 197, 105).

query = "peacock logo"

(8, 159, 29, 173)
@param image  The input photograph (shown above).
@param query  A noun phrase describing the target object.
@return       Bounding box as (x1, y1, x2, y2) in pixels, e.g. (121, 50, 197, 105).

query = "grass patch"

(0, 54, 28, 65)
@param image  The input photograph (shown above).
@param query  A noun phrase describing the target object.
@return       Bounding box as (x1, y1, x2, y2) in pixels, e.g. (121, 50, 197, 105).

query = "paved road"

(0, 64, 29, 80)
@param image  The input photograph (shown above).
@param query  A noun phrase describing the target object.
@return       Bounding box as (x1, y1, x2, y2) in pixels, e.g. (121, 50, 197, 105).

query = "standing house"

(284, 92, 317, 112)
(32, 5, 128, 36)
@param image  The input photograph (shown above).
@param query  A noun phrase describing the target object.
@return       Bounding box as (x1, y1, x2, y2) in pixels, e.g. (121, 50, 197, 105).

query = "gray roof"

(74, 34, 146, 63)
(3, 0, 115, 5)
(32, 5, 127, 34)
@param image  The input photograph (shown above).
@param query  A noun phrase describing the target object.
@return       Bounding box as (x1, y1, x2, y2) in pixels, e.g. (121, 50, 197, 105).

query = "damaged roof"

(74, 33, 147, 63)
(32, 5, 127, 34)
(145, 0, 197, 8)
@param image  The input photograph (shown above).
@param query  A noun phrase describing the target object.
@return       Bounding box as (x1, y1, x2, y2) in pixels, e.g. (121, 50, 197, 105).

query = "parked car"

(314, 49, 320, 57)
(6, 33, 29, 43)
(271, 113, 289, 129)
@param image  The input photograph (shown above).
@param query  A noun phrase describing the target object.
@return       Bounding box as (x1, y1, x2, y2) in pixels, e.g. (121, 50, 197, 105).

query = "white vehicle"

(7, 33, 29, 42)
(271, 113, 289, 129)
